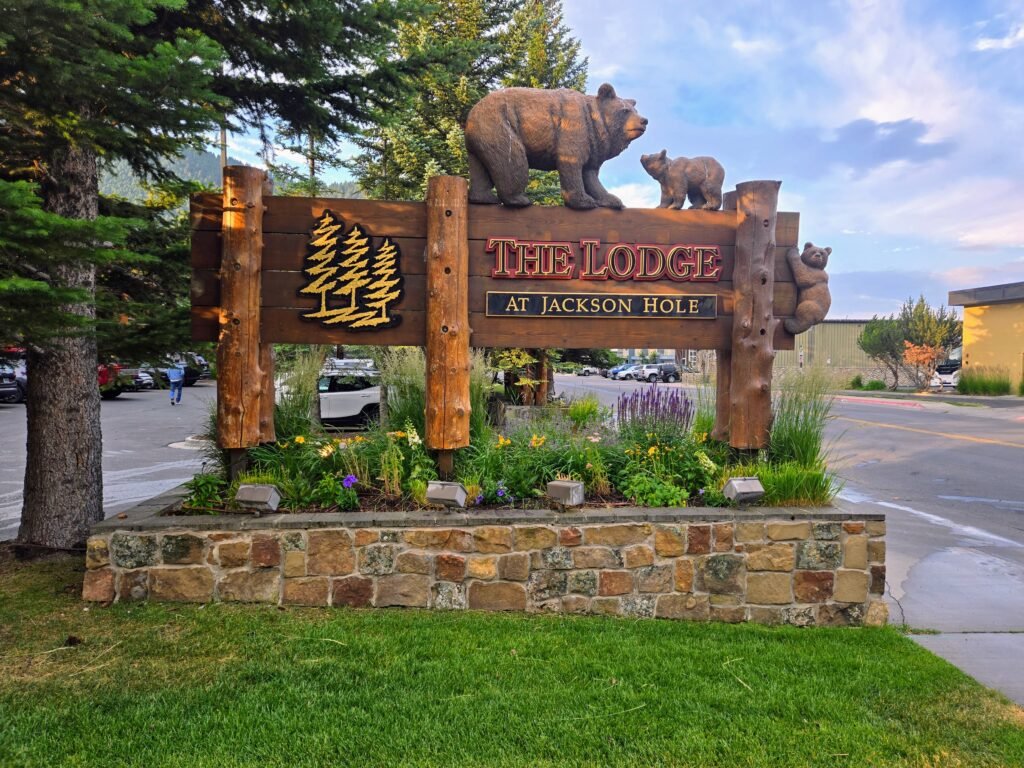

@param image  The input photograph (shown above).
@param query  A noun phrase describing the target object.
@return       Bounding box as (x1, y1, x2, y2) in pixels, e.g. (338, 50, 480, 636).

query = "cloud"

(974, 23, 1024, 50)
(609, 183, 661, 209)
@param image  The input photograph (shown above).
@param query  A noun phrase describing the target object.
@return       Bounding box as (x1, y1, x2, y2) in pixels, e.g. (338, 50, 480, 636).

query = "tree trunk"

(18, 144, 103, 550)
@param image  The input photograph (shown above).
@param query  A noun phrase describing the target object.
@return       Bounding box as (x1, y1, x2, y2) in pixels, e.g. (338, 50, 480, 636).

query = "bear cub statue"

(640, 149, 725, 211)
(464, 83, 647, 210)
(784, 242, 832, 335)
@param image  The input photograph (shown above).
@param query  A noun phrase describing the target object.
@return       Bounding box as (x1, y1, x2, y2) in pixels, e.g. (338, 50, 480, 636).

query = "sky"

(224, 0, 1024, 319)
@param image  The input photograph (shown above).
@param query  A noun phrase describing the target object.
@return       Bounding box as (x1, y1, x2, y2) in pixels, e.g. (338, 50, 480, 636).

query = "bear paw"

(595, 193, 624, 209)
(564, 193, 598, 210)
(500, 193, 533, 208)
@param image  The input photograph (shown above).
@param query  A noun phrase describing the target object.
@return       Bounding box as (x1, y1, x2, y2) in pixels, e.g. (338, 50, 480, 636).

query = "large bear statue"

(465, 83, 647, 210)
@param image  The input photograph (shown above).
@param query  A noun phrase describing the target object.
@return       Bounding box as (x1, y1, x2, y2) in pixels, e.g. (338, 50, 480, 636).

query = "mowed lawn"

(1, 555, 1022, 768)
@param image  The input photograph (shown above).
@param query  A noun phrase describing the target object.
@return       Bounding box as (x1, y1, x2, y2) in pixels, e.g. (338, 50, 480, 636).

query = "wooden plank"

(728, 180, 781, 450)
(425, 176, 471, 459)
(777, 212, 799, 247)
(260, 307, 427, 345)
(216, 166, 272, 450)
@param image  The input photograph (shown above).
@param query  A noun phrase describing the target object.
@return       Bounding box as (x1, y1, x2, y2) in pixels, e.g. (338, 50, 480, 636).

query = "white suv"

(318, 372, 380, 426)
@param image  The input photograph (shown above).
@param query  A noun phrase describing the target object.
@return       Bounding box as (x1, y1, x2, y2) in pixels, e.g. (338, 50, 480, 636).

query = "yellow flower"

(647, 445, 658, 456)
(695, 431, 708, 444)
(318, 443, 335, 458)
(497, 434, 512, 448)
(387, 430, 407, 439)
(529, 434, 546, 448)
(294, 435, 306, 444)
(352, 435, 367, 443)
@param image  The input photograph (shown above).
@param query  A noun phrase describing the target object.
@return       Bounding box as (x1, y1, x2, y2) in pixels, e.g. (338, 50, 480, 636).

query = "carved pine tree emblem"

(299, 210, 404, 330)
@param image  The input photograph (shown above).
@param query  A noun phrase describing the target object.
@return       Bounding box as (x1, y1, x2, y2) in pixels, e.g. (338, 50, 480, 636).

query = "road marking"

(835, 416, 1024, 449)
(837, 396, 924, 409)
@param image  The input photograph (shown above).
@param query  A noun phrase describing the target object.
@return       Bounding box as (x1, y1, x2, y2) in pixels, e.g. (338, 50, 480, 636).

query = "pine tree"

(300, 211, 345, 318)
(351, 238, 403, 328)
(323, 225, 373, 325)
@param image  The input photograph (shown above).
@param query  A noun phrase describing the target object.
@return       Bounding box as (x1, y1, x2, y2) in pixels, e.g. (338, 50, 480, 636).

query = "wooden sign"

(191, 168, 802, 460)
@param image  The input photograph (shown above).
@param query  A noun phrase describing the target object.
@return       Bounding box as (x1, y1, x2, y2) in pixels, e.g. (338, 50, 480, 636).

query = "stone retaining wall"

(84, 498, 887, 627)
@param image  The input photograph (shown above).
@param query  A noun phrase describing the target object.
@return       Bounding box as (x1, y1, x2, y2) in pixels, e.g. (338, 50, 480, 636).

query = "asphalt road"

(0, 382, 215, 542)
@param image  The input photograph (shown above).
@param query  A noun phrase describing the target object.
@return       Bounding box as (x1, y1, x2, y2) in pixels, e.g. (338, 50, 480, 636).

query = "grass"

(957, 366, 1012, 396)
(2, 555, 1023, 767)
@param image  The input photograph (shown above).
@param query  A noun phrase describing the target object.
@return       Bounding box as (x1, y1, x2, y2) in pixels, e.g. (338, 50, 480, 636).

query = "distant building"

(949, 281, 1024, 391)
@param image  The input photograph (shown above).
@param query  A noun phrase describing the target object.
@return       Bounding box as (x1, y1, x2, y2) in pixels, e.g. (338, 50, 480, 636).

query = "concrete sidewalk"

(834, 494, 1024, 705)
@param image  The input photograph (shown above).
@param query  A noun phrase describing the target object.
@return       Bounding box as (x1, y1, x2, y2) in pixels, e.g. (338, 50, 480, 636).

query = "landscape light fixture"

(426, 481, 468, 509)
(722, 477, 765, 505)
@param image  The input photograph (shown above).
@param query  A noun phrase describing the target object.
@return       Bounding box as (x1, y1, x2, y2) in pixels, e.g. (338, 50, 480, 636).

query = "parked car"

(121, 368, 155, 391)
(613, 365, 641, 380)
(930, 361, 961, 392)
(657, 363, 681, 383)
(318, 371, 380, 426)
(322, 357, 375, 374)
(576, 365, 601, 376)
(634, 363, 680, 383)
(0, 363, 19, 402)
(97, 363, 133, 399)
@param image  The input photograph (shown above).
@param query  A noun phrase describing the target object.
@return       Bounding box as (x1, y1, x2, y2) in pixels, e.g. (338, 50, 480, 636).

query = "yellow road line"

(835, 416, 1024, 450)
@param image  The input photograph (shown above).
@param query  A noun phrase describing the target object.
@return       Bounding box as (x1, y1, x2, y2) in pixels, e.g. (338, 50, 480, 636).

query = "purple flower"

(497, 489, 505, 497)
(342, 474, 358, 489)
(475, 494, 484, 505)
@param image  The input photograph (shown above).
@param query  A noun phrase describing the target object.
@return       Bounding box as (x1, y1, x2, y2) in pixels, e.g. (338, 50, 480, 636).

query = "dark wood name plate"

(485, 291, 717, 319)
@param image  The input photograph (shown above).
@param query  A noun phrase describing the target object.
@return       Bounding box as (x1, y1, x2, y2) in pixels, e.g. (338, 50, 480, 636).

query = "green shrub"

(769, 370, 832, 469)
(275, 346, 328, 439)
(849, 374, 864, 389)
(864, 380, 886, 391)
(182, 472, 227, 512)
(691, 386, 716, 440)
(616, 386, 694, 444)
(377, 347, 427, 434)
(958, 366, 1011, 395)
(721, 462, 838, 506)
(567, 394, 602, 430)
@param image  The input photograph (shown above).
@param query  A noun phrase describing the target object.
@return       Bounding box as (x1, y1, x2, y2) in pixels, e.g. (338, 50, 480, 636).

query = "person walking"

(167, 363, 184, 405)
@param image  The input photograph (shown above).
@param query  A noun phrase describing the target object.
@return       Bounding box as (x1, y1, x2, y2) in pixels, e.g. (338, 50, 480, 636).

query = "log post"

(711, 190, 737, 443)
(728, 180, 781, 450)
(424, 176, 471, 477)
(217, 165, 269, 475)
(258, 175, 276, 444)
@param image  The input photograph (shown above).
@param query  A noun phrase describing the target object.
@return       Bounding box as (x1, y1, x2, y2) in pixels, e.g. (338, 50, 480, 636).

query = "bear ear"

(824, 247, 832, 256)
(626, 99, 637, 107)
(660, 149, 667, 158)
(597, 83, 617, 100)
(804, 241, 814, 251)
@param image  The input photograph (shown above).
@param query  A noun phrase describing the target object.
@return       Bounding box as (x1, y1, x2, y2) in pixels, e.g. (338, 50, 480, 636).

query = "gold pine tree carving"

(323, 224, 373, 325)
(349, 237, 403, 329)
(299, 211, 344, 319)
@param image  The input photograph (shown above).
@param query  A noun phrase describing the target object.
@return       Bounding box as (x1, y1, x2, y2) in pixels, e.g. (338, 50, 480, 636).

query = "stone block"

(474, 526, 513, 553)
(734, 522, 764, 543)
(499, 553, 530, 581)
(559, 527, 582, 547)
(159, 536, 203, 565)
(218, 540, 250, 568)
(620, 594, 656, 618)
(426, 480, 467, 508)
(712, 523, 734, 552)
(711, 605, 746, 623)
(283, 577, 329, 606)
(590, 597, 621, 615)
(745, 543, 795, 572)
(766, 522, 810, 541)
(567, 570, 598, 596)
(870, 565, 886, 595)
(375, 574, 430, 607)
(572, 547, 620, 569)
(866, 520, 886, 536)
(380, 530, 401, 543)
(547, 479, 585, 507)
(748, 606, 783, 625)
(332, 576, 373, 608)
(282, 531, 305, 551)
(435, 553, 466, 582)
(86, 537, 109, 569)
(686, 524, 711, 554)
(403, 529, 472, 551)
(219, 570, 280, 603)
(584, 524, 650, 547)
(746, 572, 792, 605)
(782, 605, 817, 627)
(283, 550, 306, 578)
(812, 522, 841, 541)
(834, 570, 869, 604)
(359, 544, 396, 576)
(655, 594, 709, 621)
(794, 571, 834, 603)
(562, 595, 590, 614)
(467, 556, 497, 580)
(150, 567, 213, 602)
(514, 526, 558, 550)
(865, 600, 889, 627)
(598, 570, 633, 596)
(710, 594, 741, 606)
(111, 533, 158, 569)
(819, 603, 864, 627)
(307, 530, 355, 576)
(842, 521, 865, 534)
(868, 540, 886, 563)
(468, 581, 527, 611)
(397, 551, 432, 575)
(674, 559, 694, 593)
(354, 529, 379, 547)
(234, 483, 280, 513)
(82, 568, 115, 602)
(654, 526, 685, 557)
(119, 570, 149, 601)
(528, 570, 568, 602)
(636, 565, 673, 593)
(541, 547, 574, 570)
(622, 545, 654, 569)
(796, 541, 841, 570)
(844, 535, 868, 570)
(432, 582, 466, 610)
(250, 534, 281, 568)
(700, 554, 745, 595)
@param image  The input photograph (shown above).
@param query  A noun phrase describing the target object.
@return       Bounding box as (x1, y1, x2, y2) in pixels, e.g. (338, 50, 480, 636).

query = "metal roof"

(948, 281, 1024, 307)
